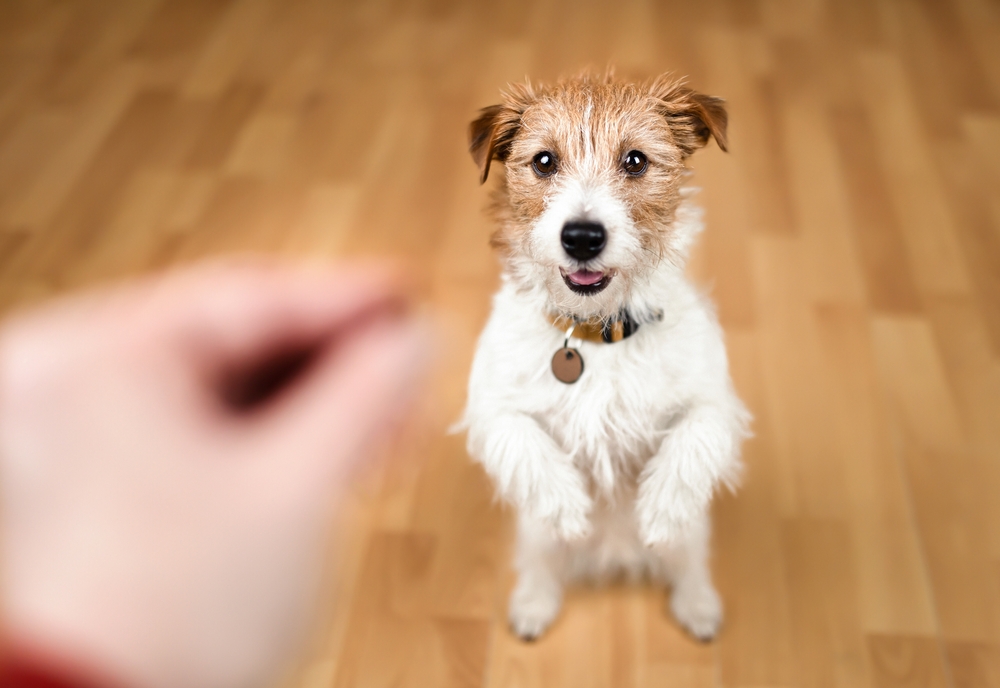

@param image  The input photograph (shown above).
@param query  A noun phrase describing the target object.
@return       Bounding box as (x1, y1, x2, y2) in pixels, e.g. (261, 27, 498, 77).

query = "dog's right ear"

(468, 103, 522, 184)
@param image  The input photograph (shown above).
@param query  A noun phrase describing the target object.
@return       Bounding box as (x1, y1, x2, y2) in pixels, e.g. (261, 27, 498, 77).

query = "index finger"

(156, 257, 413, 372)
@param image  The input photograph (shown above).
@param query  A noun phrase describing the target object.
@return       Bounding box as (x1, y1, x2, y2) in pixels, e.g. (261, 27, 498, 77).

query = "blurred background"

(1, 0, 999, 686)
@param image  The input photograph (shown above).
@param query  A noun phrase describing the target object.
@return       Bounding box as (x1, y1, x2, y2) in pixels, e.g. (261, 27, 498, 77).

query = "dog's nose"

(561, 222, 606, 261)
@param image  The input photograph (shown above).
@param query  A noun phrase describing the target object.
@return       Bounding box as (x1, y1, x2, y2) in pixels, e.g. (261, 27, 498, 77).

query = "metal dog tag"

(551, 347, 583, 384)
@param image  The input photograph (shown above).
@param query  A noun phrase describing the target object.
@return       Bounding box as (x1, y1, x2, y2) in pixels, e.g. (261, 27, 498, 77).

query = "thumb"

(161, 258, 411, 371)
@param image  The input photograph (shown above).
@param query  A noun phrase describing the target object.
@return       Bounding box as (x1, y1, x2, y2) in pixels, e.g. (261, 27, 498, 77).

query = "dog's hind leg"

(508, 514, 566, 641)
(654, 513, 723, 642)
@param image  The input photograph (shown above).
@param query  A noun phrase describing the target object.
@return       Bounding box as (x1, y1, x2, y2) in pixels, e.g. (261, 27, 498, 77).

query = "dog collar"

(547, 310, 641, 384)
(546, 310, 640, 344)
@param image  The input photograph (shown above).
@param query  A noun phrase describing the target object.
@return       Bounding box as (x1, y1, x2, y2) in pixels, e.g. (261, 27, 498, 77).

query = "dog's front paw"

(638, 504, 690, 546)
(636, 475, 707, 546)
(670, 577, 723, 642)
(535, 469, 593, 540)
(509, 578, 562, 641)
(551, 492, 592, 540)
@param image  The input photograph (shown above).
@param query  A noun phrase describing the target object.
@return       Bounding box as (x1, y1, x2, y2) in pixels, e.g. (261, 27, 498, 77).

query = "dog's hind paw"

(670, 578, 723, 642)
(508, 581, 562, 641)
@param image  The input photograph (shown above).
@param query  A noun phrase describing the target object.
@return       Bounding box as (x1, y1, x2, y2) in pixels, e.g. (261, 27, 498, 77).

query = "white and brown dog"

(457, 72, 750, 641)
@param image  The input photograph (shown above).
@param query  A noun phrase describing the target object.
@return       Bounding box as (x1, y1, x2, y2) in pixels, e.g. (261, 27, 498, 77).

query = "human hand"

(0, 259, 431, 688)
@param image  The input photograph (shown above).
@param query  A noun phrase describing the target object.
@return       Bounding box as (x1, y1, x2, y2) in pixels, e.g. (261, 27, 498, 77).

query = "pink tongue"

(568, 270, 604, 286)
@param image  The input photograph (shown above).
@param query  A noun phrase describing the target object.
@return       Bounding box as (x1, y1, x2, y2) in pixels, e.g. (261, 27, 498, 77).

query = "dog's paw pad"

(509, 584, 561, 641)
(670, 581, 722, 642)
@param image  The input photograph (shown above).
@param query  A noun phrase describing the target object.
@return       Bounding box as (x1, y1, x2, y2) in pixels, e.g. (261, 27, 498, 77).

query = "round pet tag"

(551, 347, 584, 384)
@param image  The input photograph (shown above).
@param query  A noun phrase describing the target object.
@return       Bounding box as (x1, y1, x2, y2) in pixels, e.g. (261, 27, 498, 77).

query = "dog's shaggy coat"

(458, 72, 750, 641)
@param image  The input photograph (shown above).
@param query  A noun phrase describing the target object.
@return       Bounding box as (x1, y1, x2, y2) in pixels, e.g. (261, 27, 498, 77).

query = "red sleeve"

(0, 657, 93, 688)
(0, 643, 127, 688)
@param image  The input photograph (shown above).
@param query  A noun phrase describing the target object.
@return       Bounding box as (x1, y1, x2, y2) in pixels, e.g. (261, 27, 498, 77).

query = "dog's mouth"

(561, 268, 614, 295)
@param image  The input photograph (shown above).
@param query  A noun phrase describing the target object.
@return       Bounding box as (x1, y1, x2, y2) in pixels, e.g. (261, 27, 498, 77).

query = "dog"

(456, 72, 750, 642)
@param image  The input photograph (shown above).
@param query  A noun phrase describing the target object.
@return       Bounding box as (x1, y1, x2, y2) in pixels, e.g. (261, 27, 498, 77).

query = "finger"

(255, 304, 432, 484)
(156, 258, 413, 377)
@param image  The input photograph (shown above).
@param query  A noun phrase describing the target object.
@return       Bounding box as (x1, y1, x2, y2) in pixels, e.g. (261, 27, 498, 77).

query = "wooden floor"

(2, 0, 1000, 686)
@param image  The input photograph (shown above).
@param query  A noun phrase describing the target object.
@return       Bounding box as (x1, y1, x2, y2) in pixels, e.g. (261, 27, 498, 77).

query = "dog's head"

(469, 72, 727, 319)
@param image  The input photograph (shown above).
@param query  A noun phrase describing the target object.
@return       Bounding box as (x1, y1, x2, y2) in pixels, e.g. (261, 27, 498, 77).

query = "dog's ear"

(469, 84, 535, 184)
(650, 77, 728, 156)
(680, 91, 728, 153)
(468, 104, 524, 184)
(469, 105, 504, 184)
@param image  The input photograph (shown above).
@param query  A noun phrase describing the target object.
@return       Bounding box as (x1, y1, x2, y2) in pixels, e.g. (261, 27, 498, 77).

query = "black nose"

(561, 222, 606, 261)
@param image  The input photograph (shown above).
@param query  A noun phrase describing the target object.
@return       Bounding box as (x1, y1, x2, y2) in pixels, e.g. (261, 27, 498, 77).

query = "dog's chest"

(526, 330, 681, 480)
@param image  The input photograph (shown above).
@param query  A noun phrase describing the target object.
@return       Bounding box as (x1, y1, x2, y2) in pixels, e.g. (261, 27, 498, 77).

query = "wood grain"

(1, 0, 998, 685)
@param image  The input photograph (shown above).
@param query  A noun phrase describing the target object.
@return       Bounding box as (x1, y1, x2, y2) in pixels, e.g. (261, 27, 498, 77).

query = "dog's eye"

(623, 150, 648, 176)
(532, 151, 557, 177)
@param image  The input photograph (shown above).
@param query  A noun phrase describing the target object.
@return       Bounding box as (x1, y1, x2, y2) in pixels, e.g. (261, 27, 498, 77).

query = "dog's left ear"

(651, 78, 728, 156)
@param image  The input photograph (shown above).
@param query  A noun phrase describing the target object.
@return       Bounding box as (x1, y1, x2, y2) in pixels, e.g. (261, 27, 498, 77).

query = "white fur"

(458, 184, 750, 640)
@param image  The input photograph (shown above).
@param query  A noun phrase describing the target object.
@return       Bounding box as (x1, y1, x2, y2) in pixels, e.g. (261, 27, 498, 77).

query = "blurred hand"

(0, 259, 430, 688)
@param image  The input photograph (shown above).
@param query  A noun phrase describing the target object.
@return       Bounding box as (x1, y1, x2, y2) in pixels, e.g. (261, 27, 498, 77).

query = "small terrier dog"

(457, 72, 750, 641)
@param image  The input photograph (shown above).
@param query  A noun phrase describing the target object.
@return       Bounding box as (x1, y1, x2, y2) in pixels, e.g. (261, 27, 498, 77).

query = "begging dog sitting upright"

(456, 72, 751, 642)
